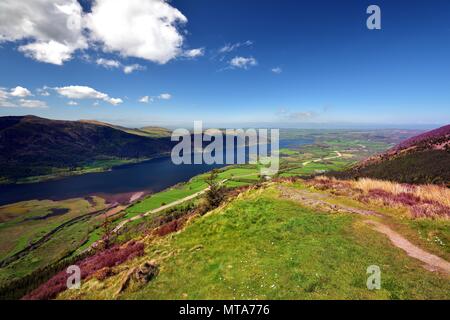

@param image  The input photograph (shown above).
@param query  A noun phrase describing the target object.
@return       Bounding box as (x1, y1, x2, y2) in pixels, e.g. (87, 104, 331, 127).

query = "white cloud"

(219, 41, 253, 54)
(19, 40, 76, 65)
(229, 56, 257, 69)
(87, 0, 187, 64)
(0, 88, 9, 99)
(271, 67, 282, 74)
(96, 58, 145, 74)
(0, 88, 16, 107)
(0, 0, 87, 65)
(183, 48, 204, 58)
(123, 64, 145, 74)
(108, 97, 123, 106)
(96, 58, 120, 69)
(10, 86, 32, 97)
(37, 88, 51, 96)
(67, 100, 78, 106)
(139, 96, 152, 104)
(139, 93, 170, 103)
(158, 93, 172, 100)
(0, 0, 193, 65)
(0, 100, 17, 108)
(19, 99, 48, 108)
(54, 85, 122, 105)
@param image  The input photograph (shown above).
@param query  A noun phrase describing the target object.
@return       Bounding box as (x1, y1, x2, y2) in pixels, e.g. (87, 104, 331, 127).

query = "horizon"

(1, 0, 449, 127)
(2, 114, 444, 131)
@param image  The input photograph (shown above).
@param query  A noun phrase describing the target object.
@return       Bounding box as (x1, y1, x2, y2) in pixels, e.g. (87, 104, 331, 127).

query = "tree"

(101, 217, 113, 249)
(204, 170, 226, 212)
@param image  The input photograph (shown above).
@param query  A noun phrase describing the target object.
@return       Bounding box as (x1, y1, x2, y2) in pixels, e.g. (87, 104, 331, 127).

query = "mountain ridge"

(335, 124, 450, 185)
(0, 115, 174, 183)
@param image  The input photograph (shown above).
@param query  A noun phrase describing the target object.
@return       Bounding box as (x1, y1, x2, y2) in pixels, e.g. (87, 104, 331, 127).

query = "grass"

(354, 178, 450, 207)
(0, 197, 105, 261)
(60, 187, 450, 300)
(125, 179, 207, 218)
(0, 197, 107, 286)
(0, 217, 95, 285)
(301, 178, 450, 260)
(125, 166, 261, 218)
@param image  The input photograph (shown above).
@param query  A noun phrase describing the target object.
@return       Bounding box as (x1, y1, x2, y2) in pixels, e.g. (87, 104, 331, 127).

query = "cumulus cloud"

(0, 0, 192, 65)
(139, 93, 171, 103)
(19, 99, 48, 108)
(139, 96, 152, 104)
(67, 100, 78, 106)
(96, 58, 145, 74)
(158, 93, 172, 100)
(10, 86, 32, 97)
(0, 0, 87, 65)
(54, 85, 123, 105)
(87, 0, 187, 64)
(229, 56, 257, 69)
(123, 64, 146, 74)
(0, 88, 8, 100)
(0, 88, 16, 107)
(96, 58, 121, 69)
(271, 67, 282, 74)
(182, 48, 204, 58)
(37, 89, 51, 96)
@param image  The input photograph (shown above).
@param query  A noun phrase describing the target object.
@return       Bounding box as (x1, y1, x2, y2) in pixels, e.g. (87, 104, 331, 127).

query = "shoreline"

(0, 153, 171, 186)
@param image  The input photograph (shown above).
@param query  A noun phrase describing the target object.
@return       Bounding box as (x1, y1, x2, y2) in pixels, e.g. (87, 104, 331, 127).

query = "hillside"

(335, 125, 450, 185)
(21, 177, 449, 300)
(0, 116, 174, 183)
(79, 120, 172, 138)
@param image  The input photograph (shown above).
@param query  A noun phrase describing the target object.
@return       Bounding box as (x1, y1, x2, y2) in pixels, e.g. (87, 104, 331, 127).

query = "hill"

(0, 116, 174, 183)
(335, 125, 450, 185)
(79, 120, 172, 138)
(26, 177, 448, 300)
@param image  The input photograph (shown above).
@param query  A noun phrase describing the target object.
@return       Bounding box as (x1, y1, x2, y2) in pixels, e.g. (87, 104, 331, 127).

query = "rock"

(135, 261, 159, 284)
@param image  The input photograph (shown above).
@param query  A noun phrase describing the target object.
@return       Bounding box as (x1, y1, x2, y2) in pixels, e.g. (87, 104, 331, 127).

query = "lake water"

(0, 139, 313, 206)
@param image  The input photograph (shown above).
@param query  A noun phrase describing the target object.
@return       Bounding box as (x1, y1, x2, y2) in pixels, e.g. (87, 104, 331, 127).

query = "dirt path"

(112, 187, 210, 233)
(302, 150, 342, 166)
(278, 186, 450, 275)
(364, 220, 450, 275)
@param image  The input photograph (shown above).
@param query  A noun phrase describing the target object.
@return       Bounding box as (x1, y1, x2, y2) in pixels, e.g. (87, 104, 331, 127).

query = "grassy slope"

(0, 197, 106, 285)
(60, 187, 449, 300)
(125, 167, 260, 218)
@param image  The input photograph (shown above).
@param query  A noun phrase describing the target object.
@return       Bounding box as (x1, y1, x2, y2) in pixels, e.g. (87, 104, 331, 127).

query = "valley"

(2, 122, 449, 300)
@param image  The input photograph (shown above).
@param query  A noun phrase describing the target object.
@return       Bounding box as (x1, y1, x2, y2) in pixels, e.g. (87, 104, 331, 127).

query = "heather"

(307, 177, 450, 219)
(394, 124, 450, 151)
(22, 241, 144, 300)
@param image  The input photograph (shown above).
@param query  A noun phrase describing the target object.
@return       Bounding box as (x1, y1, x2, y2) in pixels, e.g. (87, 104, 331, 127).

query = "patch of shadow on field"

(24, 208, 70, 221)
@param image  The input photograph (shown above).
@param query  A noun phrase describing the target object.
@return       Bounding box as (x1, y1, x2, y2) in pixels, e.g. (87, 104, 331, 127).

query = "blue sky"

(0, 0, 449, 128)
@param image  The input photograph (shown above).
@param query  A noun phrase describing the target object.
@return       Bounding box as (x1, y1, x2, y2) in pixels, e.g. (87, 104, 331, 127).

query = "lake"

(0, 138, 313, 206)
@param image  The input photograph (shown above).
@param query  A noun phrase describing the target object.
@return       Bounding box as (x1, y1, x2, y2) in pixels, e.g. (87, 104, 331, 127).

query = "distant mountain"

(79, 120, 172, 138)
(0, 116, 174, 182)
(336, 124, 450, 185)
